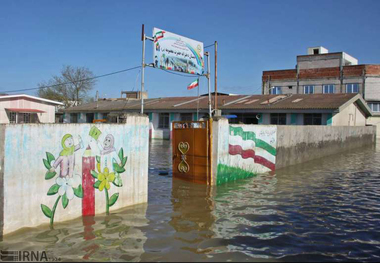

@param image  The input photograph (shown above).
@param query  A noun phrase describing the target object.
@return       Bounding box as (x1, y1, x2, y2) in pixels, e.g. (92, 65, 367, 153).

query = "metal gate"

(172, 120, 211, 184)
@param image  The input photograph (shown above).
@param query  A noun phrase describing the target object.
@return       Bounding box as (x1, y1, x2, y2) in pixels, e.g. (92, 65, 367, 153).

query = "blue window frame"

(346, 83, 359, 93)
(323, 84, 335, 94)
(304, 85, 314, 94)
(270, 86, 282, 95)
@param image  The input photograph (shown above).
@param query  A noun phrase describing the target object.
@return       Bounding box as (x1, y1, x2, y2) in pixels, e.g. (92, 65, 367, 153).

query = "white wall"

(333, 103, 366, 126)
(0, 115, 149, 235)
(364, 77, 380, 101)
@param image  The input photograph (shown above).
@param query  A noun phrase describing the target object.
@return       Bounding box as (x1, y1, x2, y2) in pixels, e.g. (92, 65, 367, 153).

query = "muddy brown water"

(1, 141, 380, 262)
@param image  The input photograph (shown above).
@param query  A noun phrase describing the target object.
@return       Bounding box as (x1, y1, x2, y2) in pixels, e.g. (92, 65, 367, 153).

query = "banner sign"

(153, 28, 204, 75)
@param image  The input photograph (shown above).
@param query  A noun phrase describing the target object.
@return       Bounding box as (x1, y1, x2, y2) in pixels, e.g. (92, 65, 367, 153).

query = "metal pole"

(206, 52, 212, 118)
(214, 41, 218, 112)
(141, 24, 145, 114)
(197, 77, 200, 121)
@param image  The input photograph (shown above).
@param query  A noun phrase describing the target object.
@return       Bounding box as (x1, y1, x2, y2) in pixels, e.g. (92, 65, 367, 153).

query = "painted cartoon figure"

(50, 134, 84, 178)
(97, 134, 118, 172)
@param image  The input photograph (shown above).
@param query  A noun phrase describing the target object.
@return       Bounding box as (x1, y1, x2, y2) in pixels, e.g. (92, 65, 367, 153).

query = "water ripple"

(0, 141, 379, 262)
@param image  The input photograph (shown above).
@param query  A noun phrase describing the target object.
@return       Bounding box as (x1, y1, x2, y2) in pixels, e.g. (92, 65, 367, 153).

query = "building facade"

(0, 94, 63, 124)
(262, 46, 380, 115)
(64, 93, 371, 140)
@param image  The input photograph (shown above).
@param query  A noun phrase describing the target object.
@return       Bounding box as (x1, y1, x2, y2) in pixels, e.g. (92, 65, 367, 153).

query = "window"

(304, 85, 315, 94)
(71, 113, 78, 123)
(180, 113, 193, 121)
(9, 112, 16, 123)
(304, 113, 322, 125)
(158, 113, 169, 129)
(270, 113, 287, 125)
(369, 103, 380, 112)
(86, 113, 94, 123)
(346, 83, 359, 93)
(323, 84, 335, 94)
(313, 49, 319, 55)
(228, 113, 259, 124)
(270, 86, 282, 95)
(18, 113, 30, 123)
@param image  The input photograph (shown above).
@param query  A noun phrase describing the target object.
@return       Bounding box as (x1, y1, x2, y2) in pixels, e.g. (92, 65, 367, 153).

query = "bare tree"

(37, 65, 96, 107)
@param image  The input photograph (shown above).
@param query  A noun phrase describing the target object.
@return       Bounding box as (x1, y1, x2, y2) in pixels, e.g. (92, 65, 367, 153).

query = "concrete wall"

(0, 114, 149, 235)
(0, 98, 56, 124)
(212, 118, 277, 185)
(276, 125, 376, 169)
(212, 118, 376, 185)
(367, 116, 380, 138)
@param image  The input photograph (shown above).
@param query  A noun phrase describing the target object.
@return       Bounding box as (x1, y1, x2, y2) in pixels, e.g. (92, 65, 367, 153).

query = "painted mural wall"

(215, 119, 277, 185)
(1, 116, 149, 235)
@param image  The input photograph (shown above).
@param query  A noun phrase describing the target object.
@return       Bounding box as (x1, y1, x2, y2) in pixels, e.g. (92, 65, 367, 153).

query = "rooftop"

(64, 93, 371, 116)
(0, 94, 64, 106)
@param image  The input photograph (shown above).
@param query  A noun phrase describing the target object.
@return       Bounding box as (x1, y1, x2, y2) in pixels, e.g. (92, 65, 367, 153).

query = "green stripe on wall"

(229, 126, 276, 156)
(217, 164, 257, 185)
(149, 113, 153, 122)
(327, 113, 332, 126)
(258, 114, 263, 124)
(170, 113, 175, 122)
(291, 113, 297, 125)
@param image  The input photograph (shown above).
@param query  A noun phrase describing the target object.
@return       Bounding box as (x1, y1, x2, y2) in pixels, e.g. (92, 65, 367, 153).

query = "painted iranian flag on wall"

(216, 124, 277, 185)
(228, 126, 276, 171)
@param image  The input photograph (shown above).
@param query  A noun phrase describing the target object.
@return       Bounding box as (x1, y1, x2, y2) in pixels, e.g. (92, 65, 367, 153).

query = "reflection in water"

(1, 141, 380, 262)
(170, 179, 216, 253)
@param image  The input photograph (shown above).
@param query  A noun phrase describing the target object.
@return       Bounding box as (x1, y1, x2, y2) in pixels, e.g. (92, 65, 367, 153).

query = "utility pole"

(214, 41, 218, 113)
(206, 52, 212, 118)
(141, 24, 146, 114)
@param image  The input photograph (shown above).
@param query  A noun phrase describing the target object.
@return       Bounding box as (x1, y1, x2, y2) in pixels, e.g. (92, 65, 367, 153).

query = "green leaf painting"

(121, 156, 128, 167)
(91, 170, 98, 179)
(43, 159, 51, 170)
(93, 180, 101, 189)
(47, 184, 60, 196)
(109, 193, 119, 207)
(74, 185, 83, 198)
(41, 204, 52, 219)
(113, 163, 125, 174)
(96, 156, 101, 164)
(62, 194, 69, 209)
(118, 148, 124, 162)
(45, 171, 57, 180)
(46, 152, 55, 164)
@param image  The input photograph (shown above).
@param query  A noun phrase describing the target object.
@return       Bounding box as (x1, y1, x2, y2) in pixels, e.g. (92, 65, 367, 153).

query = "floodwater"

(1, 141, 380, 262)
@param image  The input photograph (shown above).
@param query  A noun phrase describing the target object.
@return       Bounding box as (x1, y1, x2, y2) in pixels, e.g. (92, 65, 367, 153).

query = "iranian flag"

(187, 79, 199, 90)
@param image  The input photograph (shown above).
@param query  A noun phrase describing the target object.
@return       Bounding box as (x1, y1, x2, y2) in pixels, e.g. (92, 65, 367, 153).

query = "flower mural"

(91, 147, 128, 215)
(97, 168, 115, 191)
(41, 135, 84, 228)
(40, 127, 128, 226)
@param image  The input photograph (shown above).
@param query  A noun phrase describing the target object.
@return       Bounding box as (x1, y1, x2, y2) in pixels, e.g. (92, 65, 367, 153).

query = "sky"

(1, 0, 380, 99)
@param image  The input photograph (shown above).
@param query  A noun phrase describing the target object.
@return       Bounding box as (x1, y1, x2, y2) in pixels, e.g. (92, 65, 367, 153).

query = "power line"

(0, 66, 142, 94)
(204, 43, 215, 49)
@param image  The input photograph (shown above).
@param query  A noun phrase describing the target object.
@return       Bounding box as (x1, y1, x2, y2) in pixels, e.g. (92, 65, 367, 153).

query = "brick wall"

(262, 69, 297, 81)
(366, 65, 380, 75)
(299, 67, 340, 79)
(343, 65, 365, 77)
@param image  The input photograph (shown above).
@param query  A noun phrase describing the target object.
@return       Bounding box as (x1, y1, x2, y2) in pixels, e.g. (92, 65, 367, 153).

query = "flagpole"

(197, 77, 200, 121)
